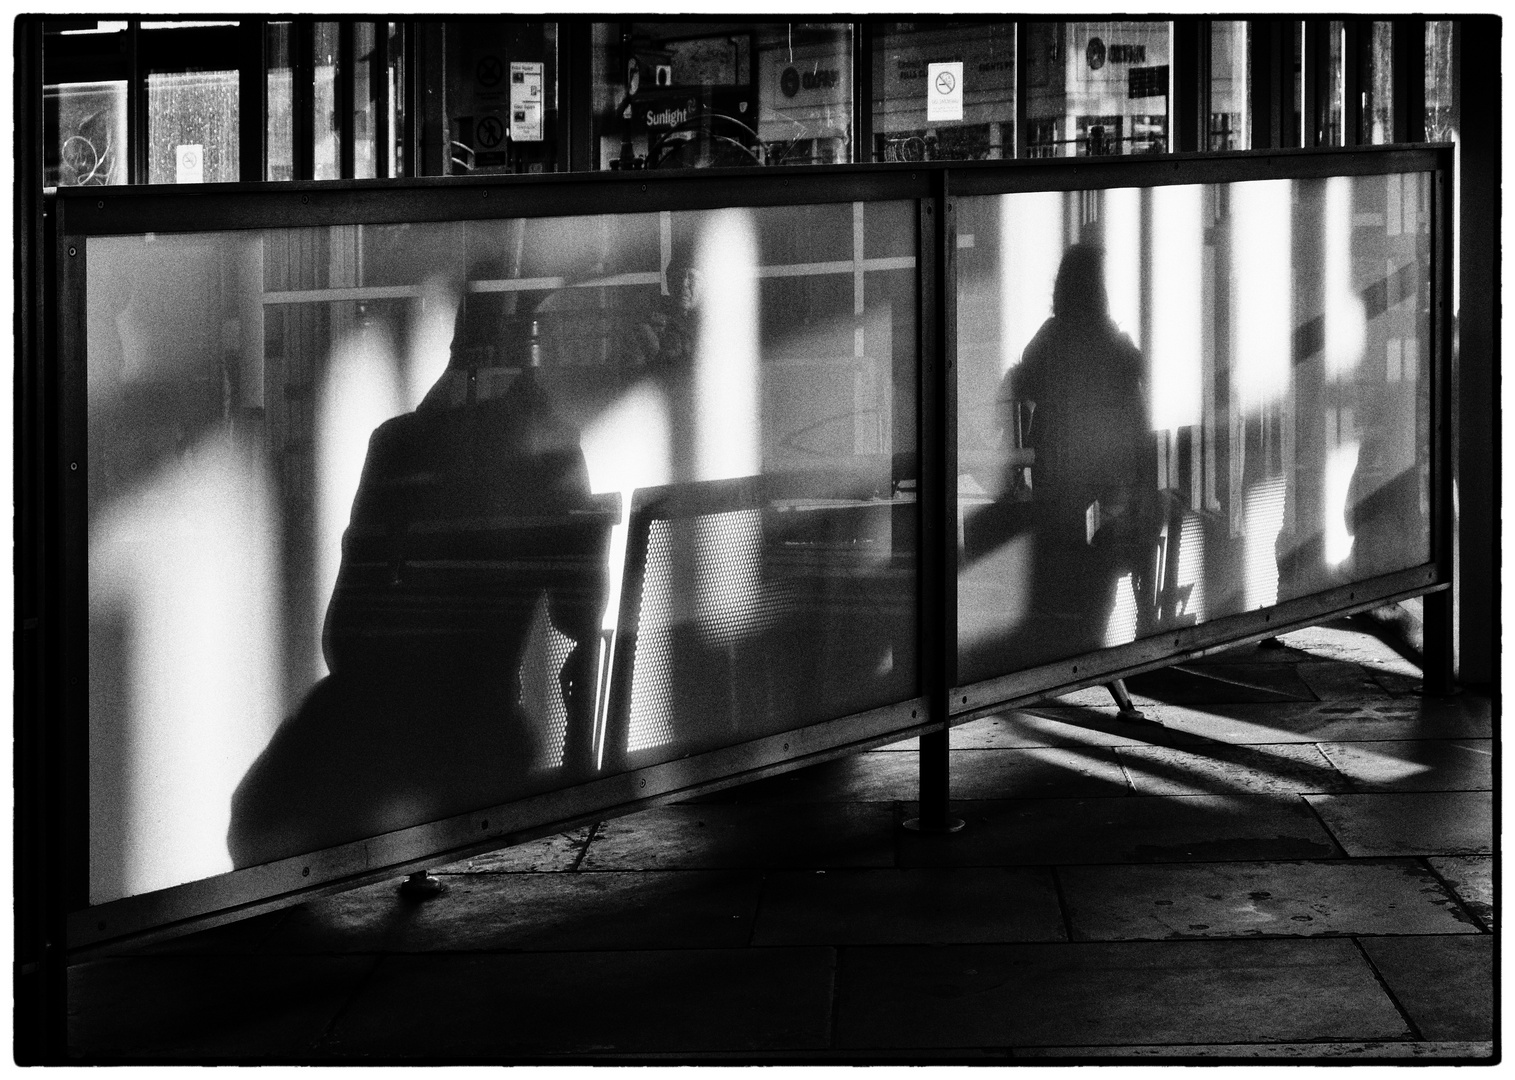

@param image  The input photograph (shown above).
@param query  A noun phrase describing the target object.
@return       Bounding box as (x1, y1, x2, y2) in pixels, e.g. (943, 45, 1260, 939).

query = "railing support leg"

(904, 725, 964, 834)
(1419, 588, 1456, 697)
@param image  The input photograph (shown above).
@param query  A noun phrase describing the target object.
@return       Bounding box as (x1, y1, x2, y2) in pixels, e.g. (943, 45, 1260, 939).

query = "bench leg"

(1108, 678, 1146, 722)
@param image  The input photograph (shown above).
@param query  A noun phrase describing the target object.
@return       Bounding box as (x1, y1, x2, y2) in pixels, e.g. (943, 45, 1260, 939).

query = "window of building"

(1424, 20, 1456, 143)
(441, 21, 559, 176)
(1210, 21, 1249, 150)
(589, 22, 852, 170)
(1023, 21, 1172, 158)
(871, 21, 1015, 162)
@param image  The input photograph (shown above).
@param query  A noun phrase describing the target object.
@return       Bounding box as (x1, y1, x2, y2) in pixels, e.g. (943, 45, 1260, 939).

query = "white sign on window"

(926, 62, 964, 122)
(175, 143, 204, 184)
(509, 61, 544, 142)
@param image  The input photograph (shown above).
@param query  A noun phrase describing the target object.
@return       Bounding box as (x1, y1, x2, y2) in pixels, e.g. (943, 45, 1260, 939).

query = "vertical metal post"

(291, 18, 314, 181)
(401, 21, 420, 177)
(905, 169, 963, 835)
(1391, 18, 1426, 144)
(1014, 21, 1030, 157)
(337, 20, 355, 179)
(1342, 20, 1363, 146)
(1302, 19, 1327, 147)
(1451, 18, 1498, 686)
(127, 19, 145, 183)
(852, 21, 873, 163)
(238, 19, 267, 182)
(1172, 17, 1208, 153)
(561, 19, 593, 172)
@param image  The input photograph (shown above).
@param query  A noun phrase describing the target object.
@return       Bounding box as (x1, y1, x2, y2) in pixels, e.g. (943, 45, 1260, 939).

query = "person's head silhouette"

(1051, 243, 1109, 320)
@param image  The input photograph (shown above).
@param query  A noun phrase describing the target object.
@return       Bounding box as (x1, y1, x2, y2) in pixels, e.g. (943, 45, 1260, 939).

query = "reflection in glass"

(871, 22, 1015, 162)
(146, 70, 240, 184)
(1023, 21, 1171, 158)
(956, 174, 1432, 685)
(1210, 22, 1249, 151)
(45, 81, 128, 187)
(85, 200, 918, 899)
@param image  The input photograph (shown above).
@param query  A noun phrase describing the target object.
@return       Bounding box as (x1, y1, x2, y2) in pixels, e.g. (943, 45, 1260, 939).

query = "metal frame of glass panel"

(46, 144, 1452, 953)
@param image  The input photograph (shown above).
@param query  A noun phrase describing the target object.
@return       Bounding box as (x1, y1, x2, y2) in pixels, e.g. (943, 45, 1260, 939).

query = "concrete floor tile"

(1116, 742, 1351, 797)
(1318, 739, 1493, 792)
(948, 708, 1211, 749)
(1295, 661, 1397, 700)
(947, 748, 1131, 799)
(1123, 663, 1320, 704)
(94, 907, 291, 958)
(752, 867, 1066, 946)
(1139, 699, 1492, 745)
(1059, 859, 1479, 941)
(898, 794, 1343, 867)
(67, 954, 377, 1059)
(264, 870, 762, 953)
(1273, 622, 1423, 675)
(322, 948, 835, 1056)
(1426, 855, 1494, 929)
(834, 939, 1408, 1048)
(433, 827, 592, 873)
(580, 803, 897, 870)
(1304, 791, 1492, 856)
(1358, 935, 1494, 1041)
(1016, 1041, 1492, 1059)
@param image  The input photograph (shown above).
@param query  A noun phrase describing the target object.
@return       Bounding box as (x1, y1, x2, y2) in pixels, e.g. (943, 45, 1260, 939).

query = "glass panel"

(955, 174, 1433, 685)
(871, 22, 1015, 162)
(1325, 21, 1345, 146)
(387, 22, 405, 176)
(1023, 21, 1171, 158)
(444, 21, 559, 175)
(1210, 21, 1249, 151)
(1366, 22, 1394, 144)
(589, 22, 852, 170)
(85, 199, 918, 900)
(1425, 21, 1456, 143)
(266, 22, 294, 181)
(44, 80, 127, 186)
(313, 21, 341, 180)
(146, 70, 240, 184)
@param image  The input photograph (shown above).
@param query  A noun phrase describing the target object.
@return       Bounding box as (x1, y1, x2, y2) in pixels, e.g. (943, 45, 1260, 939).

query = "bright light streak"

(1324, 441, 1361, 566)
(1150, 184, 1204, 431)
(1104, 573, 1138, 647)
(404, 274, 460, 408)
(1176, 511, 1207, 622)
(1324, 175, 1366, 380)
(88, 435, 284, 903)
(1231, 180, 1293, 409)
(1103, 186, 1142, 340)
(581, 382, 672, 630)
(316, 323, 404, 675)
(1000, 190, 1064, 371)
(693, 208, 761, 481)
(1243, 475, 1286, 610)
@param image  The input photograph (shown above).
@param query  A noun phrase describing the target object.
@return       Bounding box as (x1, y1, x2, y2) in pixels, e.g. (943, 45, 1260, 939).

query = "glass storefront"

(872, 21, 1015, 162)
(1023, 21, 1172, 158)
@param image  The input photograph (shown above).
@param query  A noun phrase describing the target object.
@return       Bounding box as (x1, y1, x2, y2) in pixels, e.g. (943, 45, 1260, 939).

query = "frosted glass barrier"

(956, 174, 1432, 685)
(85, 201, 918, 902)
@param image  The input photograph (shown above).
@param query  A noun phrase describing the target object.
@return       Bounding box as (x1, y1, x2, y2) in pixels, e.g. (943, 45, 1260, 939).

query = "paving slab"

(1426, 855, 1494, 929)
(1304, 790, 1493, 857)
(1358, 935, 1495, 1042)
(320, 948, 835, 1056)
(1318, 738, 1493, 792)
(1034, 663, 1318, 708)
(752, 867, 1066, 946)
(1016, 1041, 1493, 1059)
(833, 939, 1408, 1048)
(946, 708, 1212, 750)
(67, 954, 377, 1060)
(262, 870, 762, 953)
(948, 747, 1131, 799)
(897, 794, 1343, 868)
(433, 827, 593, 873)
(683, 752, 917, 803)
(94, 907, 291, 957)
(1273, 622, 1423, 675)
(1116, 742, 1351, 797)
(1137, 698, 1492, 745)
(1295, 660, 1397, 700)
(1058, 859, 1479, 941)
(579, 802, 897, 870)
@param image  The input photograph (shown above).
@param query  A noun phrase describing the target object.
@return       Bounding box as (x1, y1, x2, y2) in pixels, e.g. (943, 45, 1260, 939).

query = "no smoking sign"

(927, 61, 964, 122)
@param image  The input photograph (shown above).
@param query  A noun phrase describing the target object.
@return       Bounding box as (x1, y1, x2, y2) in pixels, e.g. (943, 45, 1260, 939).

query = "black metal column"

(1342, 20, 1364, 146)
(906, 169, 964, 835)
(372, 21, 390, 179)
(291, 19, 315, 181)
(237, 19, 266, 182)
(853, 21, 874, 163)
(562, 19, 593, 172)
(1452, 18, 1499, 686)
(1391, 18, 1426, 144)
(1172, 18, 1208, 154)
(337, 20, 355, 179)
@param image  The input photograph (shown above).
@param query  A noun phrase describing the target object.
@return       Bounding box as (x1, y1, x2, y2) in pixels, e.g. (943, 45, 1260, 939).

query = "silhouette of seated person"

(993, 242, 1161, 660)
(228, 285, 612, 869)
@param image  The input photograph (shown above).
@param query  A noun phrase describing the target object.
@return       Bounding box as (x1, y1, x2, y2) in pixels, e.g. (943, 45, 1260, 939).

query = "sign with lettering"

(927, 61, 964, 122)
(509, 61, 544, 142)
